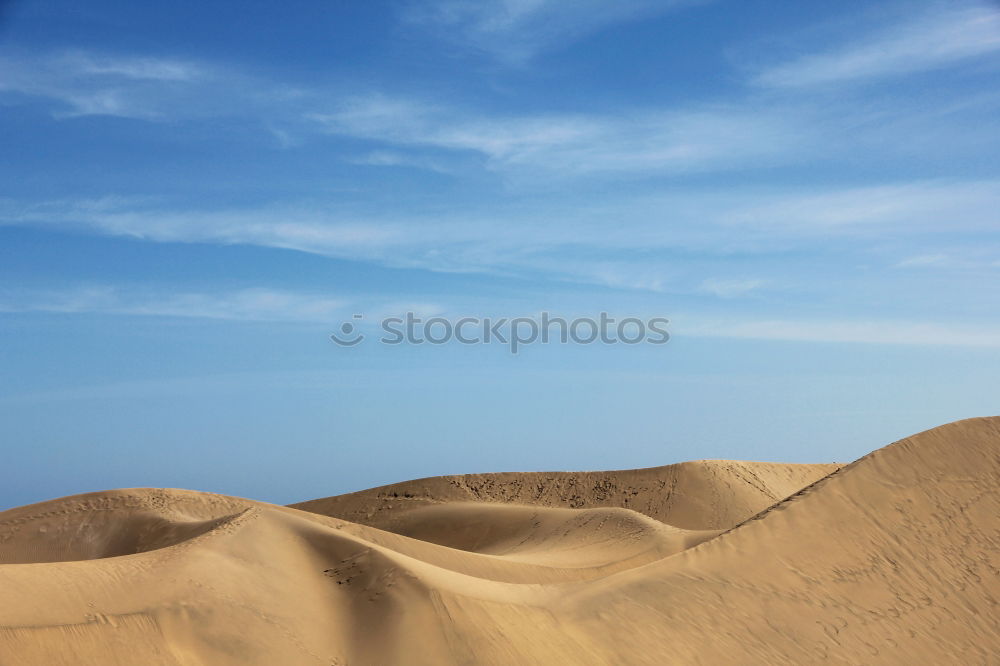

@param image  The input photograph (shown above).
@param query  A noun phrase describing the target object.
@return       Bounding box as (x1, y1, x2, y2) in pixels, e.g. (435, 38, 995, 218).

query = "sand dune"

(291, 459, 841, 531)
(0, 418, 997, 664)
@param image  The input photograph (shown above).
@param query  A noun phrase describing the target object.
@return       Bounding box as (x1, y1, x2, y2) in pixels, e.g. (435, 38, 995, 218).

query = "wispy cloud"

(893, 251, 1000, 271)
(308, 94, 804, 176)
(3, 179, 998, 297)
(347, 149, 457, 174)
(305, 72, 1000, 180)
(402, 0, 702, 63)
(754, 3, 1000, 88)
(725, 180, 1000, 235)
(698, 278, 765, 298)
(4, 283, 999, 350)
(0, 198, 402, 254)
(65, 52, 203, 82)
(0, 50, 211, 119)
(685, 317, 1000, 348)
(0, 286, 348, 322)
(7, 179, 999, 256)
(3, 40, 996, 182)
(894, 253, 953, 269)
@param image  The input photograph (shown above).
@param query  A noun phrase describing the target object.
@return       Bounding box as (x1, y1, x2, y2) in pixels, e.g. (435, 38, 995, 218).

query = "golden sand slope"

(0, 418, 996, 665)
(291, 459, 841, 531)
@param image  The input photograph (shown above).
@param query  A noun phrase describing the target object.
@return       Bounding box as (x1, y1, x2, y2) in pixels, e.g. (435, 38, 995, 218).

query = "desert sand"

(0, 417, 997, 664)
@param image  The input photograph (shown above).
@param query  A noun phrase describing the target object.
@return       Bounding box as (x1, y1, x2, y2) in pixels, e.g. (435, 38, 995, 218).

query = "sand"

(0, 417, 997, 664)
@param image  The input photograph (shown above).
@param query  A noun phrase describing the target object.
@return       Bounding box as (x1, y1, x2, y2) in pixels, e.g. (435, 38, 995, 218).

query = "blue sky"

(1, 0, 999, 508)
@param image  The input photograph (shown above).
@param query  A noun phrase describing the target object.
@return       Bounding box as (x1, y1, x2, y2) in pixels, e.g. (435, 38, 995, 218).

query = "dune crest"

(292, 459, 841, 530)
(1, 418, 997, 664)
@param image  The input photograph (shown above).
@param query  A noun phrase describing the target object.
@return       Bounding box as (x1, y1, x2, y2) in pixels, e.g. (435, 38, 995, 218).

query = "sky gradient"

(1, 0, 999, 509)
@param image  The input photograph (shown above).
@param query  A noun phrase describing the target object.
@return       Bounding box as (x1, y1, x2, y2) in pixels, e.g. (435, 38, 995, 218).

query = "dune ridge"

(0, 418, 997, 664)
(291, 459, 840, 531)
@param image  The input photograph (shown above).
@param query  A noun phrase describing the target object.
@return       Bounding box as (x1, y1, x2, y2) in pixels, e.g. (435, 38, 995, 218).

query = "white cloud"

(4, 179, 998, 285)
(754, 3, 1000, 88)
(64, 52, 203, 82)
(0, 286, 348, 323)
(4, 284, 1000, 350)
(348, 149, 456, 174)
(3, 40, 995, 182)
(684, 317, 1000, 348)
(0, 50, 232, 119)
(566, 262, 672, 293)
(892, 250, 1000, 271)
(403, 0, 701, 63)
(894, 254, 952, 269)
(306, 74, 999, 180)
(1, 200, 402, 254)
(699, 278, 765, 298)
(725, 180, 1000, 235)
(1, 179, 996, 325)
(308, 95, 802, 176)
